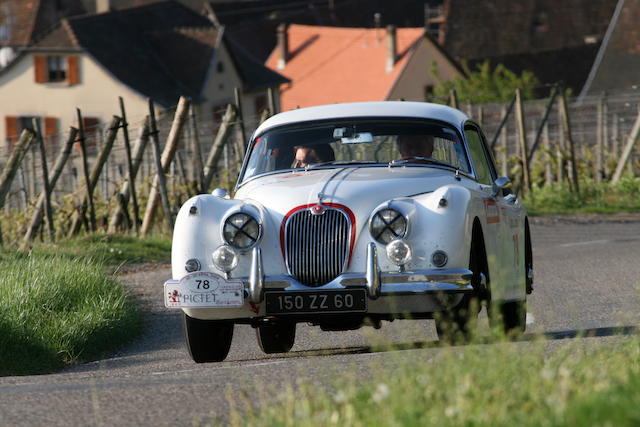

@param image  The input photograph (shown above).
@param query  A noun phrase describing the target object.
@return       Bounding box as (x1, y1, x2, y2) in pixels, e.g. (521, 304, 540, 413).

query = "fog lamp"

(431, 250, 448, 268)
(386, 239, 412, 266)
(185, 258, 201, 272)
(212, 245, 238, 273)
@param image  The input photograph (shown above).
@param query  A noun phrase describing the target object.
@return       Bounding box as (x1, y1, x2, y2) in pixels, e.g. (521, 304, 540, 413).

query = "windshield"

(240, 119, 470, 183)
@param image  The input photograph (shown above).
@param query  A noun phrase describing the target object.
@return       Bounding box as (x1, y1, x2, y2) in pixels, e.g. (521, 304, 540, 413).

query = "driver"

(397, 134, 434, 160)
(292, 143, 335, 168)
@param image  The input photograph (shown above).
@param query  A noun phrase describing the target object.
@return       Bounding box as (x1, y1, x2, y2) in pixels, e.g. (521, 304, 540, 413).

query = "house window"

(34, 55, 79, 85)
(47, 56, 67, 82)
(5, 116, 59, 152)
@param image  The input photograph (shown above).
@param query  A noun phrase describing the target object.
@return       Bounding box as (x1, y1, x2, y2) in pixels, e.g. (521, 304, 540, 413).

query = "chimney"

(386, 25, 396, 73)
(277, 23, 288, 70)
(96, 0, 110, 13)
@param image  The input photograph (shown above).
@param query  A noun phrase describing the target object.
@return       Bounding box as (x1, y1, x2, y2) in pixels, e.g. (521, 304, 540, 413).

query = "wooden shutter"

(5, 116, 18, 149)
(67, 56, 79, 85)
(82, 117, 99, 153)
(44, 117, 58, 151)
(34, 56, 47, 83)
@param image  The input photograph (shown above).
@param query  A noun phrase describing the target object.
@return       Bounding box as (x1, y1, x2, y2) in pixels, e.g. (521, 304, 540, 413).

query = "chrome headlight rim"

(221, 209, 263, 252)
(368, 205, 409, 245)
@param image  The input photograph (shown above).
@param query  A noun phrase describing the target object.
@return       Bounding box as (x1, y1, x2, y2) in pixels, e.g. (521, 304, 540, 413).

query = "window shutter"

(67, 56, 79, 85)
(34, 56, 47, 83)
(5, 116, 18, 149)
(44, 117, 58, 151)
(82, 117, 99, 153)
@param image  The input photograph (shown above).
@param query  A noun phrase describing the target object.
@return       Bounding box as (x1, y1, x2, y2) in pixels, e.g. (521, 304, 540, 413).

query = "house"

(579, 0, 640, 98)
(0, 0, 86, 68)
(438, 0, 620, 93)
(0, 1, 288, 152)
(265, 24, 463, 111)
(205, 0, 444, 62)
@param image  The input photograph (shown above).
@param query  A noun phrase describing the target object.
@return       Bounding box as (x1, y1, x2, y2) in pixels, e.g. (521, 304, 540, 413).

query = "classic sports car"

(164, 101, 533, 362)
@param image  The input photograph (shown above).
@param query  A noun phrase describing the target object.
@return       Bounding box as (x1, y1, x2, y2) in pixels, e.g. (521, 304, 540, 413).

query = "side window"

(465, 126, 494, 185)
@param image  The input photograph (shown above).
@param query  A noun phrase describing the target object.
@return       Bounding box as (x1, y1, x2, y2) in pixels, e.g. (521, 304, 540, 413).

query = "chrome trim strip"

(366, 242, 381, 299)
(165, 269, 473, 300)
(249, 247, 264, 303)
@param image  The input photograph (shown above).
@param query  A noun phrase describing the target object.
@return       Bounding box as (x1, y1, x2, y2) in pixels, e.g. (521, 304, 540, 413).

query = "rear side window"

(465, 126, 494, 185)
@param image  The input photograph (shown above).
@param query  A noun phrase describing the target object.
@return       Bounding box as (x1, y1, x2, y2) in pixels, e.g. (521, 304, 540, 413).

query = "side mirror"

(492, 177, 511, 197)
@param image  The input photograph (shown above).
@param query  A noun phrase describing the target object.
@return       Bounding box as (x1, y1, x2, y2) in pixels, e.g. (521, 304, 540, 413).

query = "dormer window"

(47, 56, 67, 82)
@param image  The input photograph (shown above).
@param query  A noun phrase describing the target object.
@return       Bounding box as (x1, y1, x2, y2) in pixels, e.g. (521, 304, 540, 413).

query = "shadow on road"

(263, 325, 640, 360)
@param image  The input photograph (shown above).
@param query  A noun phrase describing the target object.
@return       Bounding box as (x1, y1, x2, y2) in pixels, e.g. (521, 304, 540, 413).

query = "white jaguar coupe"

(164, 101, 533, 362)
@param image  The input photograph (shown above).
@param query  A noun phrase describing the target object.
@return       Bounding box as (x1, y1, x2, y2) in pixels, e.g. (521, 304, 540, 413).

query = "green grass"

(0, 253, 142, 376)
(234, 335, 640, 426)
(10, 234, 171, 268)
(523, 176, 640, 215)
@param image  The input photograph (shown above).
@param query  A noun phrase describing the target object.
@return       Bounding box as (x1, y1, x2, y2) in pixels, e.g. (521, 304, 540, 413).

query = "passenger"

(396, 134, 434, 160)
(292, 143, 335, 168)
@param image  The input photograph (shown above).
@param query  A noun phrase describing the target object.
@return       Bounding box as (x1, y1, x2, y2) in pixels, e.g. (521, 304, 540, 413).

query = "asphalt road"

(1, 216, 639, 426)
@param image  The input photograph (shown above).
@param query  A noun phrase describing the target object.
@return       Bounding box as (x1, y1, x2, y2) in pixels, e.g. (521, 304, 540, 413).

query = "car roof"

(254, 101, 470, 136)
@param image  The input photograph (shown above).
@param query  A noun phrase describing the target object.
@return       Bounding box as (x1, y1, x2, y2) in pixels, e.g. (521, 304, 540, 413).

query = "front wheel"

(490, 299, 526, 336)
(256, 320, 296, 354)
(183, 314, 234, 363)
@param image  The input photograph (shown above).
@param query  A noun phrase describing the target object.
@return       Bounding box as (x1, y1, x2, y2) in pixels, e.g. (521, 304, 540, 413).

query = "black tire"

(256, 321, 296, 354)
(488, 224, 530, 337)
(498, 299, 527, 336)
(183, 313, 234, 363)
(435, 236, 484, 343)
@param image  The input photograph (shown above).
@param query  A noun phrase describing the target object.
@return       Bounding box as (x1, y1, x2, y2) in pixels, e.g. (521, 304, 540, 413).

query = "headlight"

(223, 212, 261, 250)
(369, 208, 407, 244)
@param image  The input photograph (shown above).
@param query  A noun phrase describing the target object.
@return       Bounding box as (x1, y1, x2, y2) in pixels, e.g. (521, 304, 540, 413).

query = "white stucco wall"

(387, 37, 463, 102)
(0, 51, 151, 146)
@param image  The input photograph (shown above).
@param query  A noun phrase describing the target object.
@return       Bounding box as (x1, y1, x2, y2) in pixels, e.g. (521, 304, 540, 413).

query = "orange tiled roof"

(266, 25, 425, 111)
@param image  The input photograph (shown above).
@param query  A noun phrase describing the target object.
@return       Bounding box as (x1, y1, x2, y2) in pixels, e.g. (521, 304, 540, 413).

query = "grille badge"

(310, 204, 325, 215)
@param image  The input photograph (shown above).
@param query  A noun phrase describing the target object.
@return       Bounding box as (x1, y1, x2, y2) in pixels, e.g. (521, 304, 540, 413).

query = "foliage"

(28, 234, 171, 268)
(524, 177, 640, 215)
(0, 254, 141, 375)
(233, 335, 640, 426)
(432, 60, 540, 103)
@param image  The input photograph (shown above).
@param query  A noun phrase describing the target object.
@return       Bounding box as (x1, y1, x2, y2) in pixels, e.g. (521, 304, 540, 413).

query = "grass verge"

(235, 334, 640, 426)
(523, 176, 640, 215)
(22, 234, 171, 268)
(0, 252, 143, 376)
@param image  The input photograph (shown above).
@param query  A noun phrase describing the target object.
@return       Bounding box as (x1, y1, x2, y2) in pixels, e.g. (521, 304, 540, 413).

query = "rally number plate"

(265, 289, 367, 315)
(164, 272, 244, 308)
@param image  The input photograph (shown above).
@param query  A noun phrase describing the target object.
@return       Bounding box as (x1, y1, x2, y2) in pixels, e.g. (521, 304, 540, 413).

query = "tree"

(432, 60, 540, 104)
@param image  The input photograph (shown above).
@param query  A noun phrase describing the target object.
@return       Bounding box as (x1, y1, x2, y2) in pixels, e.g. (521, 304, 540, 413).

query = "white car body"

(165, 102, 533, 361)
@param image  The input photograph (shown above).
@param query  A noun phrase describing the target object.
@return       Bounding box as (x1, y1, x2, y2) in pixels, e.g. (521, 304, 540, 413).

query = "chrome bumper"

(168, 244, 473, 304)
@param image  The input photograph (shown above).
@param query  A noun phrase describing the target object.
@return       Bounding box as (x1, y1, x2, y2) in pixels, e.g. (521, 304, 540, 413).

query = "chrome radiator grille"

(284, 207, 350, 287)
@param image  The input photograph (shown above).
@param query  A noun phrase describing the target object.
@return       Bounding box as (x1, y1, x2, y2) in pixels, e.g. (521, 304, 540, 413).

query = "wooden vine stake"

(119, 97, 141, 233)
(68, 116, 122, 236)
(22, 128, 78, 247)
(515, 88, 531, 194)
(558, 87, 580, 194)
(140, 97, 191, 236)
(107, 118, 150, 233)
(611, 107, 640, 184)
(0, 129, 36, 210)
(202, 104, 237, 192)
(32, 118, 55, 241)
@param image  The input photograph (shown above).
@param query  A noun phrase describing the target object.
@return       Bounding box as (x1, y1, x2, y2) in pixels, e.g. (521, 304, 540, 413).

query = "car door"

(464, 123, 521, 300)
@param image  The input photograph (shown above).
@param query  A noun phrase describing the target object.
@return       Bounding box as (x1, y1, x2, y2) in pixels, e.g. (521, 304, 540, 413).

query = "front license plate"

(164, 272, 244, 308)
(265, 289, 367, 315)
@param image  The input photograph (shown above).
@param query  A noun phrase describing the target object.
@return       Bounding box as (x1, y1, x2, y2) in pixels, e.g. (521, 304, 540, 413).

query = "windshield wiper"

(305, 160, 376, 170)
(389, 157, 458, 171)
